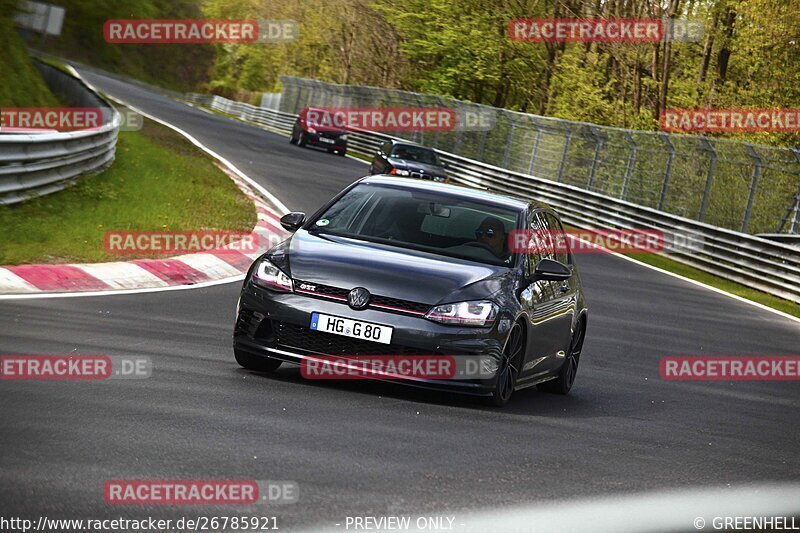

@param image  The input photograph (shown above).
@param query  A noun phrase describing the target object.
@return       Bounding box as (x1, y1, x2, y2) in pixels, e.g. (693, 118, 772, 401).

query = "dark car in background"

(290, 107, 348, 156)
(233, 176, 587, 406)
(369, 139, 448, 182)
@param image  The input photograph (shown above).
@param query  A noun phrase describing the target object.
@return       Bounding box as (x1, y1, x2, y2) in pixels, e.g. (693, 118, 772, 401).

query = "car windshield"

(310, 184, 519, 266)
(390, 145, 440, 166)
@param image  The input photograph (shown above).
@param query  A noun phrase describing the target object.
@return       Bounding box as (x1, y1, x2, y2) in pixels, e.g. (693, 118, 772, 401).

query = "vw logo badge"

(348, 287, 371, 310)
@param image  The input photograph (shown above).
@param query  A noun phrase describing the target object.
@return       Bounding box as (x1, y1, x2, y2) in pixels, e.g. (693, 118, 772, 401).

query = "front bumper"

(305, 131, 347, 151)
(233, 284, 506, 396)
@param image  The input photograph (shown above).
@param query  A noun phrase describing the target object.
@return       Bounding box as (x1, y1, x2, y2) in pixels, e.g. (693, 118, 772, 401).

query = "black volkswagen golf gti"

(234, 176, 587, 406)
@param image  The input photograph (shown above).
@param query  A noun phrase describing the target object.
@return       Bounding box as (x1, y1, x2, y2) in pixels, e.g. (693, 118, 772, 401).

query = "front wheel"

(488, 322, 524, 406)
(234, 348, 282, 372)
(538, 320, 585, 395)
(298, 132, 307, 147)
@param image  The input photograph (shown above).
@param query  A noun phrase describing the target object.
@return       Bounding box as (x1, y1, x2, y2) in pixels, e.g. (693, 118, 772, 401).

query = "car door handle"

(559, 281, 570, 293)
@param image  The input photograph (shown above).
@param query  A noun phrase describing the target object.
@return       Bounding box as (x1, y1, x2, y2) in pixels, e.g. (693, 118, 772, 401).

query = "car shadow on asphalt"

(235, 363, 603, 417)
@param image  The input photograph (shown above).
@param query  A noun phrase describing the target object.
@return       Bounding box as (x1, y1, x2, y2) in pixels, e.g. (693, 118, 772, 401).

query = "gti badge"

(348, 287, 371, 310)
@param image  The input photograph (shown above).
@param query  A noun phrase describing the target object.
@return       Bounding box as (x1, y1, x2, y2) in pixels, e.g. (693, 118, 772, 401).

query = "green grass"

(0, 17, 60, 107)
(560, 224, 800, 319)
(622, 252, 800, 319)
(196, 102, 800, 319)
(0, 109, 256, 264)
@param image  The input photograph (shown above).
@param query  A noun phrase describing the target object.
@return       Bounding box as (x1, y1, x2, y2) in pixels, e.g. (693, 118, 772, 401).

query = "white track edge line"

(56, 66, 800, 323)
(0, 66, 273, 300)
(571, 235, 800, 326)
(0, 275, 245, 300)
(70, 65, 290, 216)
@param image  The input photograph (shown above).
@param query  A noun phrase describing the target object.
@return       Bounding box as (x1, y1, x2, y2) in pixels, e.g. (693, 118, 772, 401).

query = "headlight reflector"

(425, 300, 497, 327)
(252, 259, 293, 292)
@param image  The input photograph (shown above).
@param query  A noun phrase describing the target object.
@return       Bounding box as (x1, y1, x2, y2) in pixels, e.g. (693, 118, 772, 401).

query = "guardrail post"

(292, 85, 302, 114)
(792, 148, 800, 234)
(528, 122, 542, 176)
(586, 126, 603, 190)
(431, 96, 445, 149)
(452, 128, 464, 154)
(477, 129, 489, 161)
(556, 126, 572, 183)
(658, 133, 675, 211)
(742, 143, 763, 233)
(502, 122, 516, 169)
(698, 136, 717, 222)
(621, 132, 637, 200)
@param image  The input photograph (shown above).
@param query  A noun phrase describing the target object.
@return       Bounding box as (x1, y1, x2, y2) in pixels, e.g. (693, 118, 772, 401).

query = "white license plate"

(310, 313, 393, 344)
(319, 137, 335, 144)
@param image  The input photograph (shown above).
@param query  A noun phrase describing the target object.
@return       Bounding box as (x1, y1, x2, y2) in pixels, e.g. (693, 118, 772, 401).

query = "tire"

(538, 319, 585, 395)
(338, 149, 347, 157)
(298, 132, 307, 147)
(487, 321, 525, 407)
(289, 132, 297, 144)
(234, 348, 282, 372)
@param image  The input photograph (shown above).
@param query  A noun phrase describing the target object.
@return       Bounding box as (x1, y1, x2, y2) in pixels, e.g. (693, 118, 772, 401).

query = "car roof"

(387, 139, 429, 149)
(359, 175, 546, 212)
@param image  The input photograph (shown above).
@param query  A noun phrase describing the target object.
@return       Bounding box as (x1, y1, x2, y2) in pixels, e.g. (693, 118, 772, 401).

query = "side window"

(525, 211, 549, 277)
(545, 213, 570, 265)
(380, 141, 392, 155)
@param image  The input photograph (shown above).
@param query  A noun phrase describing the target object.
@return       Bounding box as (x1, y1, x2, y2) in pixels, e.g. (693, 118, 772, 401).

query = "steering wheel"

(463, 241, 498, 254)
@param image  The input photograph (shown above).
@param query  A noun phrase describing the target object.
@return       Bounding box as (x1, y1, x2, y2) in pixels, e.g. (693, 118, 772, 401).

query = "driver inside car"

(474, 216, 511, 262)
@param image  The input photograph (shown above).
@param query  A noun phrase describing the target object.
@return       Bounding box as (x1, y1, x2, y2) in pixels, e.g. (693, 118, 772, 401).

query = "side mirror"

(531, 258, 571, 282)
(280, 212, 305, 232)
(442, 161, 450, 169)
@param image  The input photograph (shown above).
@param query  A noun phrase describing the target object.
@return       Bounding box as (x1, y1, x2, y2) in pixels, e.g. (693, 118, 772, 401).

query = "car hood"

(284, 229, 513, 305)
(387, 158, 446, 175)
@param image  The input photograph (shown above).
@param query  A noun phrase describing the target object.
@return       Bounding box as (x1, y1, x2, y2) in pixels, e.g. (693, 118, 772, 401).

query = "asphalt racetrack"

(1, 69, 798, 530)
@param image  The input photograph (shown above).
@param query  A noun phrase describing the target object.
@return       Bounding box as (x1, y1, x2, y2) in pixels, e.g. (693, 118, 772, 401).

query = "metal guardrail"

(185, 91, 800, 304)
(280, 76, 800, 236)
(0, 62, 120, 205)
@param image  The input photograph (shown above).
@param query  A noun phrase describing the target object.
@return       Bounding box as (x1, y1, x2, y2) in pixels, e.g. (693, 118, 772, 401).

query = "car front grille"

(293, 280, 430, 316)
(274, 321, 435, 356)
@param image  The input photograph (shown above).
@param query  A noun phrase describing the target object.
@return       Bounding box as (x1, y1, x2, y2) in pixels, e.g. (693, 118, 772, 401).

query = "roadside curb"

(0, 172, 288, 296)
(0, 64, 289, 297)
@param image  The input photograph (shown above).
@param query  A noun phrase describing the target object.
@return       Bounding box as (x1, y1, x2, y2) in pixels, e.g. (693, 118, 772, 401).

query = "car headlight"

(425, 300, 497, 327)
(307, 127, 317, 134)
(339, 134, 348, 140)
(391, 168, 410, 176)
(252, 258, 293, 292)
